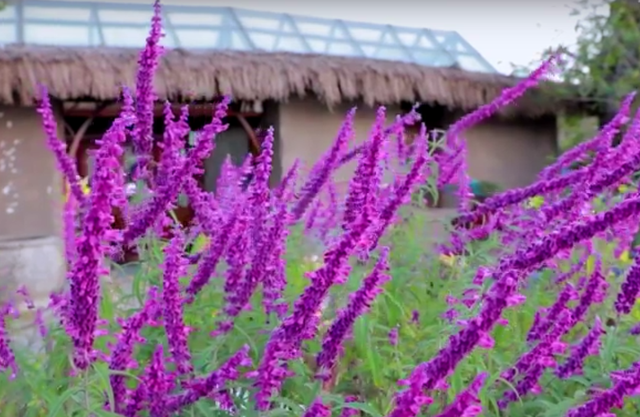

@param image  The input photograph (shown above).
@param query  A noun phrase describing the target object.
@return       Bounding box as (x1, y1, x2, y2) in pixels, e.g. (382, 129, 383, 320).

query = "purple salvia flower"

(63, 194, 77, 264)
(145, 344, 172, 417)
(539, 92, 636, 180)
(217, 206, 252, 334)
(108, 286, 159, 413)
(499, 310, 573, 408)
(0, 303, 17, 379)
(389, 195, 640, 417)
(68, 116, 129, 370)
(614, 259, 640, 314)
(527, 283, 577, 342)
(275, 158, 301, 201)
(292, 109, 355, 222)
(263, 173, 297, 316)
(573, 261, 606, 324)
(556, 317, 604, 379)
(185, 204, 239, 301)
(445, 57, 555, 209)
(454, 166, 589, 227)
(132, 0, 164, 177)
(343, 107, 387, 229)
(160, 232, 192, 375)
(155, 102, 190, 190)
(339, 396, 361, 417)
(502, 309, 572, 383)
(305, 199, 322, 233)
(215, 155, 243, 213)
(538, 100, 634, 223)
(498, 362, 545, 409)
(337, 108, 421, 169)
(249, 127, 275, 238)
(566, 361, 640, 417)
(122, 98, 229, 246)
(302, 398, 332, 417)
(183, 176, 219, 235)
(365, 126, 429, 254)
(16, 285, 34, 310)
(316, 248, 390, 375)
(555, 250, 590, 284)
(124, 383, 147, 417)
(388, 326, 399, 347)
(434, 373, 487, 417)
(165, 345, 252, 412)
(319, 178, 340, 243)
(38, 86, 86, 204)
(253, 217, 371, 410)
(223, 130, 275, 321)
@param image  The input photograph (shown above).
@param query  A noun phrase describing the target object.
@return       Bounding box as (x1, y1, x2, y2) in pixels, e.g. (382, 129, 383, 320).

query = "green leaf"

(333, 402, 382, 417)
(45, 386, 83, 417)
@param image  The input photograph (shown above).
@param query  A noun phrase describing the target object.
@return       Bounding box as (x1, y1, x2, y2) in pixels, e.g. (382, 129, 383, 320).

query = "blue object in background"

(611, 267, 624, 278)
(442, 179, 482, 196)
(470, 179, 482, 196)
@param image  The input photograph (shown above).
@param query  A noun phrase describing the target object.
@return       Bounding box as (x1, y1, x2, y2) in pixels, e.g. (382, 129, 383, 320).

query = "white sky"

(202, 0, 592, 74)
(56, 0, 609, 74)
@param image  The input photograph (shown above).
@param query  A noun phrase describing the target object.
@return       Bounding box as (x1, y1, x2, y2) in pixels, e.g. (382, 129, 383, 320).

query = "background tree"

(544, 0, 640, 130)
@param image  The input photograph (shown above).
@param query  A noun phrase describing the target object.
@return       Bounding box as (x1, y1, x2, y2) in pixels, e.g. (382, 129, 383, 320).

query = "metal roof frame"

(0, 0, 497, 73)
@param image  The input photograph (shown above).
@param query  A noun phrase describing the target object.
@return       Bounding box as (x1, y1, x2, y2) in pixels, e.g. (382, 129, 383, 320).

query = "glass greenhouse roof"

(0, 0, 497, 73)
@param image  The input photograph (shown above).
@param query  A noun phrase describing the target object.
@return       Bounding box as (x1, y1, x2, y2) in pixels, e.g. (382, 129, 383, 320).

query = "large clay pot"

(0, 235, 65, 349)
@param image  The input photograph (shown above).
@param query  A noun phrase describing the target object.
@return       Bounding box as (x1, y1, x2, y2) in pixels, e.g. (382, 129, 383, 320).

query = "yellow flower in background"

(439, 254, 457, 267)
(192, 234, 210, 253)
(64, 178, 90, 202)
(302, 255, 323, 270)
(526, 195, 545, 209)
(618, 184, 631, 194)
(619, 250, 632, 264)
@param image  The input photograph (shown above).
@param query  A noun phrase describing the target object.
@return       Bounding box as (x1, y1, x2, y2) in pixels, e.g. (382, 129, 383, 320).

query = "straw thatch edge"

(0, 46, 570, 118)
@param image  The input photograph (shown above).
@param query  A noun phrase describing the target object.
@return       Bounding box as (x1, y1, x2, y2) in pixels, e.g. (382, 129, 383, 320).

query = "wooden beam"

(63, 103, 262, 119)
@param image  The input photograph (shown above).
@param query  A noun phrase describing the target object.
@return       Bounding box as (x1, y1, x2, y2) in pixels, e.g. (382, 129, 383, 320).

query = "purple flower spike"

(556, 317, 604, 379)
(434, 372, 487, 417)
(160, 232, 192, 375)
(316, 248, 391, 375)
(302, 398, 331, 417)
(68, 115, 129, 370)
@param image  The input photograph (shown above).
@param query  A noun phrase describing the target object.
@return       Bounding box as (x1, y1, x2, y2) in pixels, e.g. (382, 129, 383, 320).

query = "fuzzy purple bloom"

(165, 345, 252, 412)
(434, 373, 486, 417)
(316, 248, 390, 374)
(614, 260, 640, 314)
(566, 361, 640, 417)
(292, 109, 355, 222)
(38, 86, 86, 205)
(122, 98, 229, 246)
(108, 287, 159, 413)
(132, 0, 164, 177)
(556, 317, 604, 379)
(302, 398, 332, 417)
(527, 283, 577, 342)
(160, 232, 192, 375)
(68, 115, 129, 370)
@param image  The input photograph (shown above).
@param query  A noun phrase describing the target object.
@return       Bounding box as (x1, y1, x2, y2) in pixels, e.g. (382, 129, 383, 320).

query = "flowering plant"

(4, 2, 640, 417)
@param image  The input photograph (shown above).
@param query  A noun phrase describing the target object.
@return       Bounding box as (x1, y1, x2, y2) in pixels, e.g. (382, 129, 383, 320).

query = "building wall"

(279, 99, 558, 193)
(462, 115, 557, 190)
(0, 105, 64, 241)
(279, 98, 402, 189)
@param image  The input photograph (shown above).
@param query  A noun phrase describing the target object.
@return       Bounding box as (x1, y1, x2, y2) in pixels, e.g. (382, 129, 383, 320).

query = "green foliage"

(539, 0, 640, 113)
(2, 204, 640, 416)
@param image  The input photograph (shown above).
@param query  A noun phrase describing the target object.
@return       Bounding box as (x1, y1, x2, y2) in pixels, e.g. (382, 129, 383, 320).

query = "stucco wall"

(0, 105, 64, 240)
(279, 98, 401, 189)
(279, 99, 558, 192)
(462, 116, 557, 189)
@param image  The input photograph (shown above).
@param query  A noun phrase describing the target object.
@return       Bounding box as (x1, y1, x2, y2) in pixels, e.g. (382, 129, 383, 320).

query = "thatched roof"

(0, 45, 569, 118)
